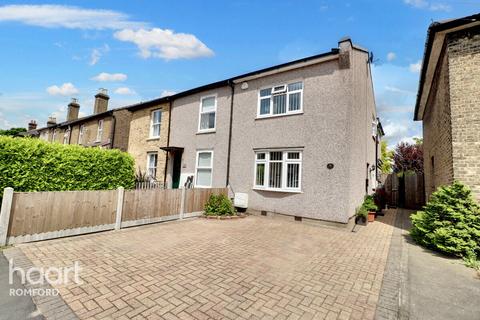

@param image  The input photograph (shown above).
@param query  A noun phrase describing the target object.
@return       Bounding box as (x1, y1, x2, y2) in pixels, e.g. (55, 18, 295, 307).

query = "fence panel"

(122, 189, 182, 222)
(8, 190, 117, 237)
(184, 188, 227, 213)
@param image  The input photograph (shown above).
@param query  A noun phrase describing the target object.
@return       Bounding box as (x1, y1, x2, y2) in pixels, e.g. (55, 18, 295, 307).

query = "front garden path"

(5, 213, 397, 319)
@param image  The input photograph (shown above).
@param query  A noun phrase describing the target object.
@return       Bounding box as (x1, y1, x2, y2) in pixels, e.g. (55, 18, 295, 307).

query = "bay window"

(258, 81, 303, 117)
(198, 95, 216, 132)
(195, 151, 213, 187)
(254, 150, 302, 192)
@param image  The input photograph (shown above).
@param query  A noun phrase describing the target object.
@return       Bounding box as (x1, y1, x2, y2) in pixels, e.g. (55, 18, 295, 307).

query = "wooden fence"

(383, 172, 425, 209)
(0, 187, 227, 245)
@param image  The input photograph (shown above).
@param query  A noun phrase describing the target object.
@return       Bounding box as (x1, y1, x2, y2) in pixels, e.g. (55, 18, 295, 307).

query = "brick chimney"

(67, 98, 80, 121)
(46, 117, 56, 127)
(94, 88, 109, 114)
(338, 36, 352, 69)
(28, 120, 37, 131)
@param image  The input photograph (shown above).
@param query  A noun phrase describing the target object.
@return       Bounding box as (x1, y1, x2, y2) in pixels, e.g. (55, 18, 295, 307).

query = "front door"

(172, 151, 182, 189)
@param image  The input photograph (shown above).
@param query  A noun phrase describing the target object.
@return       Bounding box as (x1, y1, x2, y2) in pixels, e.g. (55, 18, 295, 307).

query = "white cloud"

(403, 0, 450, 11)
(387, 52, 396, 62)
(409, 60, 422, 73)
(91, 72, 127, 82)
(89, 44, 110, 66)
(399, 135, 422, 145)
(384, 122, 409, 139)
(160, 90, 176, 97)
(385, 86, 415, 95)
(114, 28, 214, 60)
(46, 83, 79, 96)
(0, 5, 145, 30)
(114, 87, 136, 95)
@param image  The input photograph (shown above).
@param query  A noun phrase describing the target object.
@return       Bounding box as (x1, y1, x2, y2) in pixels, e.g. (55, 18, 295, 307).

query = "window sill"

(252, 187, 303, 194)
(196, 130, 216, 135)
(147, 137, 160, 141)
(194, 185, 212, 188)
(255, 111, 303, 120)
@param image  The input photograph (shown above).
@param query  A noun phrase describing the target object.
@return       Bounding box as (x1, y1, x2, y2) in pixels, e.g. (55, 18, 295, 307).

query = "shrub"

(356, 206, 368, 218)
(204, 194, 236, 216)
(410, 181, 480, 259)
(0, 136, 135, 200)
(362, 195, 378, 212)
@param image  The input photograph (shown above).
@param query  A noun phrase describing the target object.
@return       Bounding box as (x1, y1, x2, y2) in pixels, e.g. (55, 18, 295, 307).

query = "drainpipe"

(164, 98, 172, 187)
(110, 114, 116, 149)
(226, 81, 235, 187)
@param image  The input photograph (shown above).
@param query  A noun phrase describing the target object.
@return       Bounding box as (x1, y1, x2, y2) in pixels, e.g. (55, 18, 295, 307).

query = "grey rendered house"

(414, 13, 480, 201)
(161, 37, 381, 225)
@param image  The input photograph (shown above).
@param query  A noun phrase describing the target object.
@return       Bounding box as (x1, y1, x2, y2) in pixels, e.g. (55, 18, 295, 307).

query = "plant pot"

(368, 211, 376, 222)
(355, 215, 367, 226)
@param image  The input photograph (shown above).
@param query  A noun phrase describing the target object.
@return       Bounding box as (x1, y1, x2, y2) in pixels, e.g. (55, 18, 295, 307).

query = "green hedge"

(0, 136, 135, 199)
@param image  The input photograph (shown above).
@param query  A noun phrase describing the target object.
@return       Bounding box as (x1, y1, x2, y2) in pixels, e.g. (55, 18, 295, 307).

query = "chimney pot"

(67, 98, 80, 121)
(28, 120, 37, 131)
(94, 88, 109, 114)
(47, 117, 57, 127)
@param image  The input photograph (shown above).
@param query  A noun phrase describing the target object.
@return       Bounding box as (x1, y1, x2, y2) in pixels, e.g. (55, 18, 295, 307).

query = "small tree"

(410, 181, 480, 259)
(0, 127, 26, 136)
(393, 141, 423, 173)
(379, 140, 394, 173)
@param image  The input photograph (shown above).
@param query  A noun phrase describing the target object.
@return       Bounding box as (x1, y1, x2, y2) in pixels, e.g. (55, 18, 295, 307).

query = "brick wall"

(127, 103, 170, 183)
(448, 27, 480, 201)
(422, 45, 454, 200)
(112, 109, 132, 152)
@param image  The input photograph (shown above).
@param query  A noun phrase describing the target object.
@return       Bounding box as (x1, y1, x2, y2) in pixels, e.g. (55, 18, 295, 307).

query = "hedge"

(0, 136, 135, 200)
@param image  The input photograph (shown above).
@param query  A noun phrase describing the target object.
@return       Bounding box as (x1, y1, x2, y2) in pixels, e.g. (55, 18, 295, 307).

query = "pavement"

(4, 214, 396, 320)
(0, 252, 44, 320)
(375, 209, 480, 320)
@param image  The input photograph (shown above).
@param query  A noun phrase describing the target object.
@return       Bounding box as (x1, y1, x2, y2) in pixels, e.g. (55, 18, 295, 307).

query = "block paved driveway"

(16, 213, 396, 320)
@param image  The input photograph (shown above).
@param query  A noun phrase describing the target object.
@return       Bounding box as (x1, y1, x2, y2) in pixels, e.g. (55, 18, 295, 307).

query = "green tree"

(379, 140, 394, 173)
(0, 127, 27, 136)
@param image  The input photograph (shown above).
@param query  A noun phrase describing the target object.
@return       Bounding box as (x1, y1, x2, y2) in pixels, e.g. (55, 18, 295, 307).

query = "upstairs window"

(78, 125, 85, 144)
(254, 150, 302, 192)
(150, 110, 162, 138)
(63, 129, 70, 144)
(52, 129, 58, 142)
(258, 81, 303, 117)
(147, 152, 158, 179)
(96, 120, 104, 142)
(198, 95, 216, 132)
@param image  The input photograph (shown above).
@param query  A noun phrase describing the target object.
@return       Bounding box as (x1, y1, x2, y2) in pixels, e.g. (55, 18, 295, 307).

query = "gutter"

(164, 99, 172, 187)
(110, 114, 116, 149)
(225, 81, 235, 187)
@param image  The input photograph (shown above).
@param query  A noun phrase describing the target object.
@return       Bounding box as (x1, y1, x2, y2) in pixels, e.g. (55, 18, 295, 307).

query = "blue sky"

(0, 1, 478, 147)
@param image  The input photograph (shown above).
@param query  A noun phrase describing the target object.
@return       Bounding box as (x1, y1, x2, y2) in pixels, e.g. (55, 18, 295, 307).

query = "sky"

(0, 1, 478, 148)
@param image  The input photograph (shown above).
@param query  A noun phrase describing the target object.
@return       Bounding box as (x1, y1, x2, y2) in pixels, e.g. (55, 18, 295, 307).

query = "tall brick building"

(415, 13, 480, 201)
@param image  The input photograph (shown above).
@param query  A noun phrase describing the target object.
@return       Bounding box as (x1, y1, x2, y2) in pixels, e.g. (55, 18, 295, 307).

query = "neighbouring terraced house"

(26, 37, 382, 225)
(125, 37, 382, 225)
(414, 13, 480, 201)
(27, 89, 131, 151)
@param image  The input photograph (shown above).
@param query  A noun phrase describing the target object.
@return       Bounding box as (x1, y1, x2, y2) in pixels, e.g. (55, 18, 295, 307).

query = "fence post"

(0, 187, 14, 246)
(115, 187, 124, 230)
(179, 188, 186, 220)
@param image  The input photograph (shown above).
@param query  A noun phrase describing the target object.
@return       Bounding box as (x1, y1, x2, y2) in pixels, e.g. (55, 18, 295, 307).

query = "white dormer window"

(198, 95, 216, 132)
(258, 81, 303, 118)
(96, 120, 104, 142)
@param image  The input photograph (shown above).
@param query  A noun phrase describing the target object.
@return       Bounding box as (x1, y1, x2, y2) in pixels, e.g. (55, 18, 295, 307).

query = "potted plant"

(355, 206, 368, 226)
(363, 195, 378, 222)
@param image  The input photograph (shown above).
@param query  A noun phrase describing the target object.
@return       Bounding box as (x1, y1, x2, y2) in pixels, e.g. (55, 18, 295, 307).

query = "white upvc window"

(258, 81, 303, 118)
(195, 150, 213, 187)
(147, 152, 158, 179)
(254, 150, 302, 192)
(257, 81, 303, 118)
(198, 95, 216, 132)
(40, 131, 48, 141)
(63, 128, 70, 144)
(96, 120, 104, 142)
(78, 125, 85, 144)
(52, 129, 58, 142)
(150, 109, 162, 138)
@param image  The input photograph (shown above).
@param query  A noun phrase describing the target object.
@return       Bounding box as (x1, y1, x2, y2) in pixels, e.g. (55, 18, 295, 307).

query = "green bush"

(410, 181, 480, 259)
(356, 206, 368, 218)
(362, 195, 378, 212)
(0, 136, 135, 200)
(204, 194, 236, 216)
